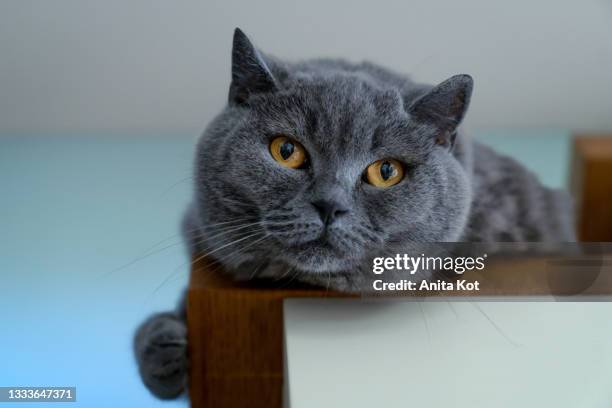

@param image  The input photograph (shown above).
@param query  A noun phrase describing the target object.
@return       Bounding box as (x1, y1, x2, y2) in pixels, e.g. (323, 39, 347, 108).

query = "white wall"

(1, 0, 612, 134)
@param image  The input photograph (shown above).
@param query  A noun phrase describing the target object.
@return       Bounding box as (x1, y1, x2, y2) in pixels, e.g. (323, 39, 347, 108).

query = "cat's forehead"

(276, 74, 401, 130)
(282, 74, 407, 153)
(289, 72, 403, 110)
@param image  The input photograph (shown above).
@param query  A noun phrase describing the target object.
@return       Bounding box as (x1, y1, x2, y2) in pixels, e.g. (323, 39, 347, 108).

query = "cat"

(134, 28, 575, 399)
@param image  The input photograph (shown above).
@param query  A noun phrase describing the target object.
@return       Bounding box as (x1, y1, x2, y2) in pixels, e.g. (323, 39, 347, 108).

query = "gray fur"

(134, 311, 187, 399)
(135, 28, 575, 399)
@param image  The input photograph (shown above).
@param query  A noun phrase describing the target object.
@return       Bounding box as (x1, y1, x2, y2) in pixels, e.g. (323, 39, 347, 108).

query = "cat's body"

(135, 29, 575, 399)
(463, 142, 574, 242)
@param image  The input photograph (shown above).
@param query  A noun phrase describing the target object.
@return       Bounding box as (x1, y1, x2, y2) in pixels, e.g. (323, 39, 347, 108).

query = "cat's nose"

(311, 200, 348, 226)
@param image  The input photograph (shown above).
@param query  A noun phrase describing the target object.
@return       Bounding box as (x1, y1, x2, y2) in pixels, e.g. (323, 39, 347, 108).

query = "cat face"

(193, 29, 473, 277)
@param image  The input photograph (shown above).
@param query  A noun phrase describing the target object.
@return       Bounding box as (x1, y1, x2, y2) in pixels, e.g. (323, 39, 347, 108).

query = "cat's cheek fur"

(419, 152, 472, 240)
(435, 156, 473, 240)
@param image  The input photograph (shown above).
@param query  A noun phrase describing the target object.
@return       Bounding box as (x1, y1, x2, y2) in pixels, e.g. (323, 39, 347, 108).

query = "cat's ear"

(408, 74, 473, 146)
(229, 28, 278, 105)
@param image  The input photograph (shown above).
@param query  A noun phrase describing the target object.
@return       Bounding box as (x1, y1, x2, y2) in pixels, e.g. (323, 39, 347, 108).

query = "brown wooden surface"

(571, 135, 612, 241)
(187, 257, 349, 408)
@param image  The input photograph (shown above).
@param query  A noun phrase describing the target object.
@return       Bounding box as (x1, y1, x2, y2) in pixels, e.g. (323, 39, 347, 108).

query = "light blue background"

(0, 130, 570, 407)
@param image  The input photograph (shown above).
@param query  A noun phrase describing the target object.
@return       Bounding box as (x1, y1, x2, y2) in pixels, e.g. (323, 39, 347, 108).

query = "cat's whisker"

(416, 300, 432, 345)
(248, 260, 268, 280)
(201, 234, 271, 271)
(279, 267, 302, 288)
(191, 227, 261, 254)
(141, 221, 249, 254)
(150, 266, 189, 297)
(159, 175, 194, 197)
(134, 221, 227, 257)
(198, 221, 262, 240)
(137, 233, 184, 255)
(153, 232, 268, 297)
(101, 217, 260, 280)
(190, 231, 266, 268)
(190, 222, 263, 248)
(200, 217, 257, 228)
(199, 220, 261, 234)
(105, 240, 186, 278)
(261, 220, 296, 227)
(273, 264, 295, 282)
(469, 302, 521, 347)
(446, 301, 460, 320)
(157, 230, 268, 293)
(111, 223, 259, 280)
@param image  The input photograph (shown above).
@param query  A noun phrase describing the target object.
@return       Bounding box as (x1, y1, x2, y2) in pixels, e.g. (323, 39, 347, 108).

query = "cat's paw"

(134, 312, 188, 399)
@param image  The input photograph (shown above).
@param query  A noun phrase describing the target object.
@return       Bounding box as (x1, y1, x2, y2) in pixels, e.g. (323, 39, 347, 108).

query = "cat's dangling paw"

(134, 312, 188, 399)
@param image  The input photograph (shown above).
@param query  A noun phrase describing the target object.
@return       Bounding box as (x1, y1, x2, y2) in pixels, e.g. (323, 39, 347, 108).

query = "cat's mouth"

(286, 226, 345, 251)
(289, 236, 335, 252)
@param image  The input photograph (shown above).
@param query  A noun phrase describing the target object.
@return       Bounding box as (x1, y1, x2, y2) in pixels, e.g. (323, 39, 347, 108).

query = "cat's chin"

(279, 240, 361, 274)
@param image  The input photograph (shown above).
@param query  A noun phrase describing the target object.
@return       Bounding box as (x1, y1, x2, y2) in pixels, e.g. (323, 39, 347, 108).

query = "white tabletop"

(285, 299, 612, 407)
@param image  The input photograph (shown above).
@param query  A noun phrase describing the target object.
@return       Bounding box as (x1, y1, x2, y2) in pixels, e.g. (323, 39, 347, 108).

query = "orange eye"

(270, 136, 307, 169)
(365, 159, 405, 188)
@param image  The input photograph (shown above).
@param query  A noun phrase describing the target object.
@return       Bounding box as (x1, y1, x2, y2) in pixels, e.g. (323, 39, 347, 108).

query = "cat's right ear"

(229, 28, 278, 105)
(407, 74, 473, 147)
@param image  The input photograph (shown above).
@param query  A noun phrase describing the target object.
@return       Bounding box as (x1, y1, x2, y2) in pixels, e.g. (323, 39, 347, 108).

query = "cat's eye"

(270, 136, 307, 169)
(365, 159, 405, 188)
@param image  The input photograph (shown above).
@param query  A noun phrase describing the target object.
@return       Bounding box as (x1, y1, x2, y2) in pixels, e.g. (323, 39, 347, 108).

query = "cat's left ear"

(229, 28, 278, 105)
(408, 74, 473, 146)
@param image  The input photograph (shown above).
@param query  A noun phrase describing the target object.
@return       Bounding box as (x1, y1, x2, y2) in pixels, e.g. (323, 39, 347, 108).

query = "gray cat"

(134, 28, 575, 399)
